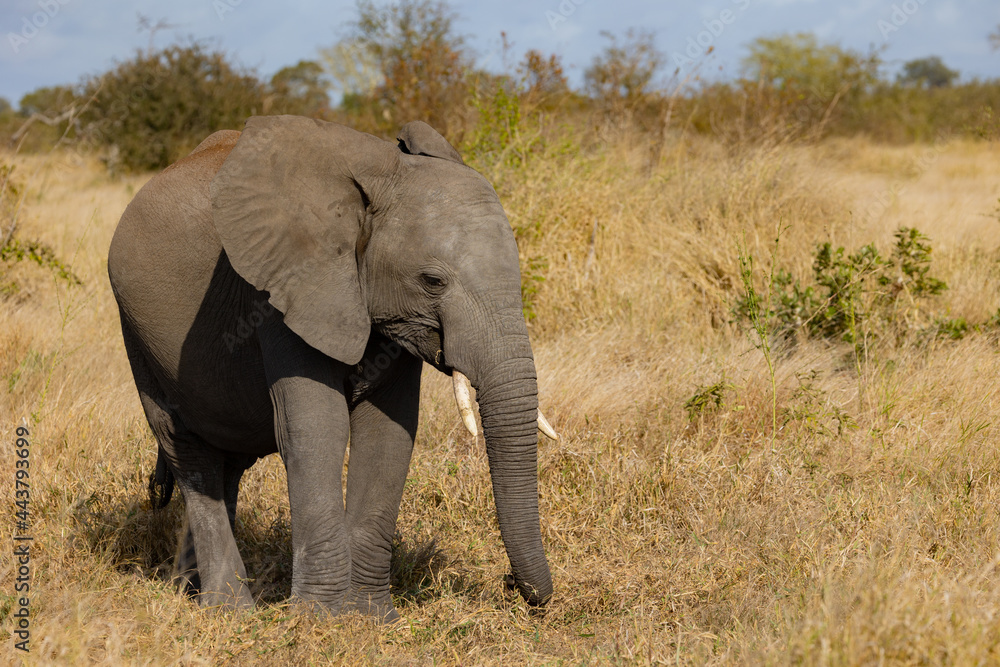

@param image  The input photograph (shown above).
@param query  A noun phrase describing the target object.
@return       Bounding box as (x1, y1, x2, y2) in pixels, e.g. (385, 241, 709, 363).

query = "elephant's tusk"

(537, 409, 559, 441)
(453, 371, 478, 437)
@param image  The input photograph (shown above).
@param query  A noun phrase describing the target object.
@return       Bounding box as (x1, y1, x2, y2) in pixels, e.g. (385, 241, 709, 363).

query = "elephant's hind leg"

(119, 320, 253, 609)
(165, 441, 254, 609)
(173, 454, 256, 599)
(223, 454, 257, 532)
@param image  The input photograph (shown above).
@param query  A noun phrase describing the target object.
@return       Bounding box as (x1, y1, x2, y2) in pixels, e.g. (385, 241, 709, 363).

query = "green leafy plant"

(466, 77, 523, 167)
(1, 238, 82, 288)
(1, 163, 81, 296)
(734, 226, 950, 349)
(810, 240, 884, 344)
(736, 229, 781, 450)
(930, 316, 969, 341)
(882, 226, 947, 298)
(80, 43, 264, 171)
(684, 378, 734, 421)
(782, 370, 857, 439)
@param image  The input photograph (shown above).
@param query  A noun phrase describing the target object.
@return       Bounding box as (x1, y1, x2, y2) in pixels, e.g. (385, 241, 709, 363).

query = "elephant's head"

(209, 115, 553, 606)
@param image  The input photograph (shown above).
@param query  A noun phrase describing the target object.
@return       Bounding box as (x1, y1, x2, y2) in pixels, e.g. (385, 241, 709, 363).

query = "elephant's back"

(109, 133, 239, 286)
(108, 133, 238, 353)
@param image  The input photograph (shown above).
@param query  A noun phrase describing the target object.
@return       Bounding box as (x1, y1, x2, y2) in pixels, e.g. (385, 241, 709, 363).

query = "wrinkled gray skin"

(108, 116, 552, 621)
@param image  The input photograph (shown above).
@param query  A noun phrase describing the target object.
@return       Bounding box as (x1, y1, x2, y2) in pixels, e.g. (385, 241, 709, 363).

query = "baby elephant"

(109, 116, 556, 621)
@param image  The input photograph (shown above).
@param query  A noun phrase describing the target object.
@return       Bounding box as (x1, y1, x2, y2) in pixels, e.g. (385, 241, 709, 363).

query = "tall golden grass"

(2, 129, 1000, 664)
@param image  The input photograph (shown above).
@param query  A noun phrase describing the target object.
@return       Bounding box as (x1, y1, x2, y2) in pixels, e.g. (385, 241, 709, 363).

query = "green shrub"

(734, 227, 950, 347)
(684, 379, 733, 421)
(584, 29, 663, 120)
(0, 163, 81, 297)
(79, 43, 264, 171)
(265, 60, 330, 117)
(465, 76, 523, 166)
(676, 33, 1000, 143)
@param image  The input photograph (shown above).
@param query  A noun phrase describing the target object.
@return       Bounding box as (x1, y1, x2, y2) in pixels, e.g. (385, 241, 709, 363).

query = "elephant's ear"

(211, 115, 398, 366)
(397, 121, 464, 164)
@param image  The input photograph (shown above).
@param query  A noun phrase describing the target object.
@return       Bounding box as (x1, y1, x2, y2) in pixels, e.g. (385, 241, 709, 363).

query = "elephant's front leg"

(261, 323, 353, 611)
(345, 350, 422, 622)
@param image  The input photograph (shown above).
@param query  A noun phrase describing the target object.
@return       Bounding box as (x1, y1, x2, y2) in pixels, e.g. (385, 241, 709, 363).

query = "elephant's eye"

(421, 273, 448, 290)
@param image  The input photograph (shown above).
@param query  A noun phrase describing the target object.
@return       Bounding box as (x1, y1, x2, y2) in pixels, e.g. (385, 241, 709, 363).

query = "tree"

(79, 43, 264, 171)
(517, 50, 568, 107)
(742, 33, 880, 99)
(321, 0, 470, 135)
(18, 86, 76, 116)
(584, 29, 663, 112)
(740, 33, 881, 136)
(897, 56, 958, 88)
(9, 85, 81, 148)
(321, 40, 381, 100)
(268, 60, 330, 116)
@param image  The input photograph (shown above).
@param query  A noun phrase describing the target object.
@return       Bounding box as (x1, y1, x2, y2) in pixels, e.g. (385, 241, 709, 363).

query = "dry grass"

(2, 131, 1000, 664)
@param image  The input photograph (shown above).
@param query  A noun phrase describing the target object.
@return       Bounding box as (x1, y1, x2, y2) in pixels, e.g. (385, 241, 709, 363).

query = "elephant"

(107, 115, 557, 622)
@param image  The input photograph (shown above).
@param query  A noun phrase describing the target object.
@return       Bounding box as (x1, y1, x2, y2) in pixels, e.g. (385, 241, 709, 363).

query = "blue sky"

(2, 0, 999, 107)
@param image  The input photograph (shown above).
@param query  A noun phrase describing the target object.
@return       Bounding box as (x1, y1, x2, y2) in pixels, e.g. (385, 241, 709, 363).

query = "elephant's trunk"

(475, 350, 553, 606)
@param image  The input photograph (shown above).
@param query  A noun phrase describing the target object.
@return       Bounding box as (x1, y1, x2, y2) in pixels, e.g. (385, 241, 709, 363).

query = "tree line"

(2, 0, 998, 171)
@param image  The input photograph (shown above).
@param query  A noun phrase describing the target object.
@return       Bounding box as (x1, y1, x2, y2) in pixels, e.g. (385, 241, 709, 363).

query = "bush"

(677, 33, 881, 143)
(734, 227, 952, 348)
(79, 43, 264, 171)
(265, 60, 330, 117)
(583, 29, 664, 119)
(671, 33, 1000, 144)
(897, 56, 959, 89)
(465, 74, 522, 165)
(517, 50, 570, 110)
(0, 163, 81, 298)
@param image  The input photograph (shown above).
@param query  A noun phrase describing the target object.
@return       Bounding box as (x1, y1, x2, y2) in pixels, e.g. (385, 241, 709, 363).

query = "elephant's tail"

(148, 448, 175, 509)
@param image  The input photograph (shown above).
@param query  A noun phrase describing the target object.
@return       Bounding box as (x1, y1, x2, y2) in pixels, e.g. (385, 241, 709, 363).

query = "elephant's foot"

(193, 566, 255, 610)
(343, 588, 400, 624)
(173, 560, 255, 610)
(289, 577, 352, 618)
(172, 568, 201, 598)
(172, 523, 254, 609)
(173, 523, 200, 597)
(196, 582, 255, 610)
(288, 588, 398, 623)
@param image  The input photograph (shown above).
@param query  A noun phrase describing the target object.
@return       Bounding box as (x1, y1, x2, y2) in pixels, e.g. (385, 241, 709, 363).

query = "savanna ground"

(2, 127, 1000, 664)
